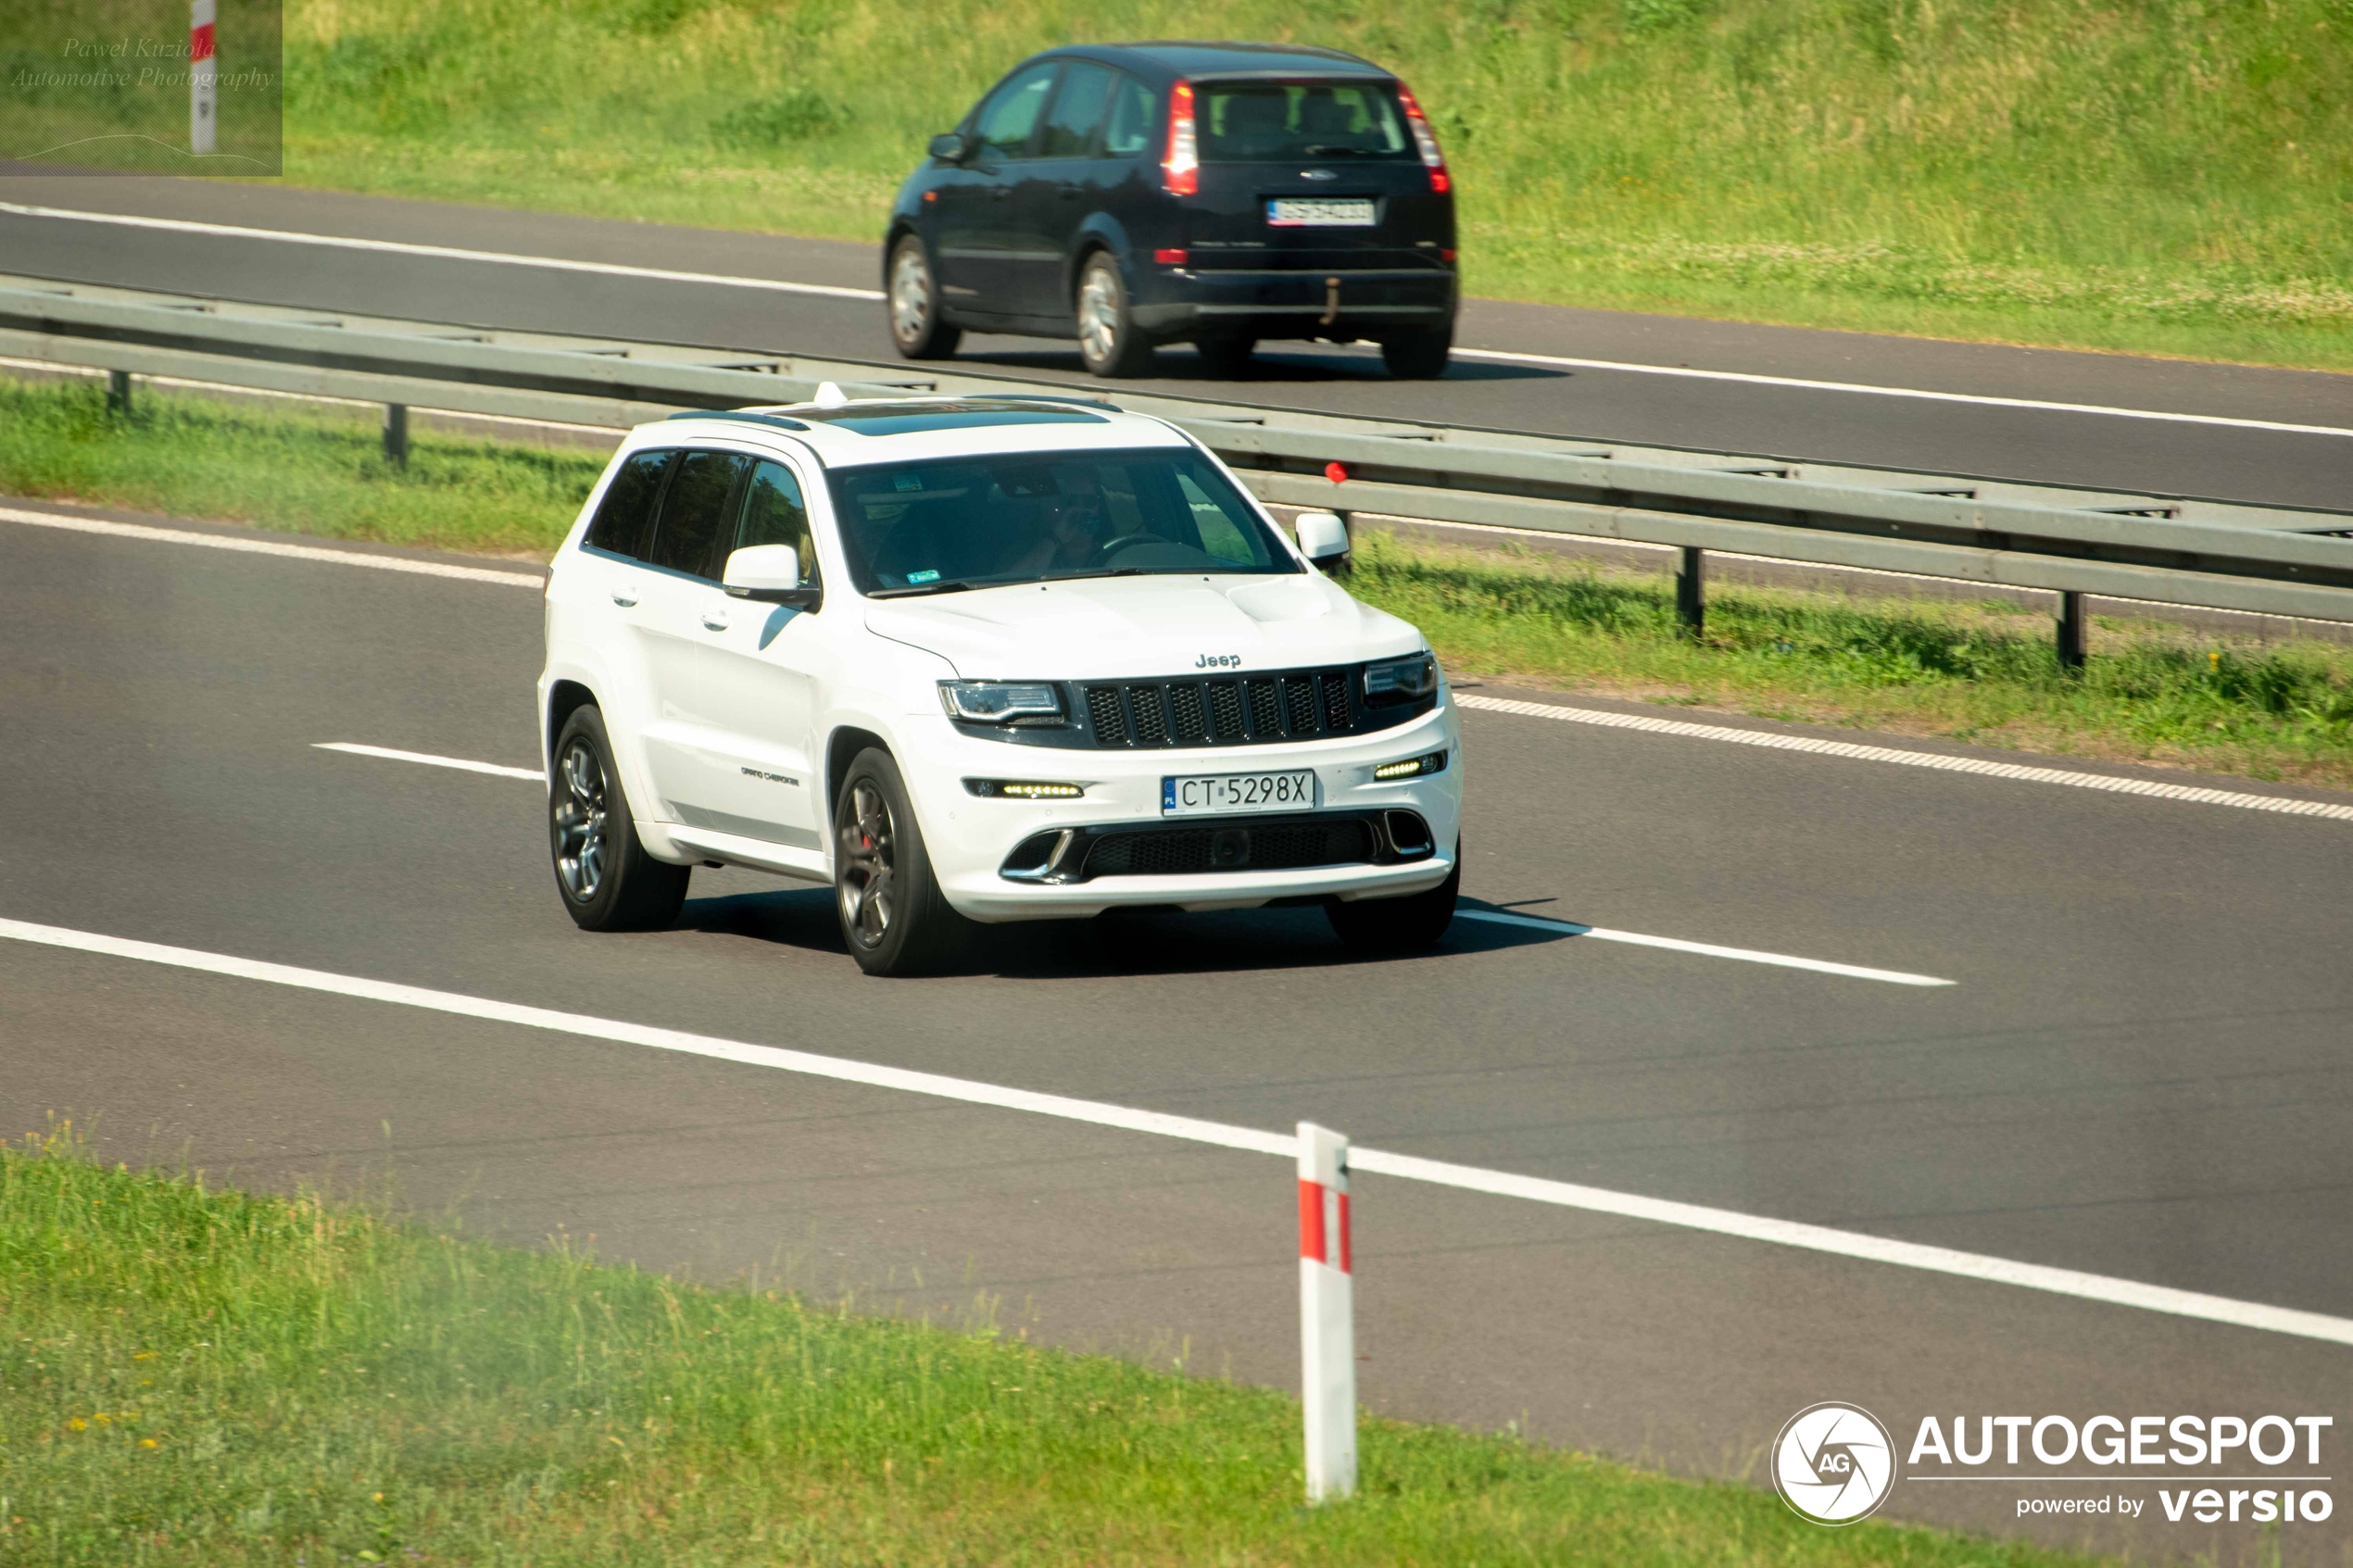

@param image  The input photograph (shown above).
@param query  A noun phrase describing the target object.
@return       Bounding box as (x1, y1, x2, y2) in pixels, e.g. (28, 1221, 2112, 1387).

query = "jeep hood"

(863, 572, 1423, 679)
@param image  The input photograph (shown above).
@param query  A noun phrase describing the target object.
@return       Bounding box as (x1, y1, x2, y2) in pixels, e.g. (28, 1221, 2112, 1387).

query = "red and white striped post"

(1297, 1121, 1356, 1502)
(189, 0, 218, 156)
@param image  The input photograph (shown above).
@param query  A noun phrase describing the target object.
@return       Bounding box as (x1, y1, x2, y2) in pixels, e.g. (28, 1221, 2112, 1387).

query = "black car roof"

(1043, 41, 1390, 83)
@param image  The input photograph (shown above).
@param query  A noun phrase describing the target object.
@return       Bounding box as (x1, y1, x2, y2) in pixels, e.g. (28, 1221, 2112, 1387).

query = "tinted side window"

(1102, 75, 1157, 158)
(646, 450, 749, 578)
(584, 449, 673, 561)
(1038, 62, 1114, 158)
(734, 459, 816, 583)
(974, 63, 1058, 159)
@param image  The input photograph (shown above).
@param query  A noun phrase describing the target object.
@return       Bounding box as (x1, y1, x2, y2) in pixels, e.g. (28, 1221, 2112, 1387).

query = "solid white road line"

(0, 507, 545, 588)
(1, 913, 2345, 1347)
(1455, 693, 2353, 823)
(9, 200, 2341, 441)
(315, 740, 1949, 985)
(314, 742, 544, 782)
(1453, 909, 1952, 985)
(1452, 346, 2353, 440)
(0, 201, 887, 301)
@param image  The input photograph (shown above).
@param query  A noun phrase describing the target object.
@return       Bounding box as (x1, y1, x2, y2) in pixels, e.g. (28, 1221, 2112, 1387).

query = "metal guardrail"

(6, 272, 2352, 659)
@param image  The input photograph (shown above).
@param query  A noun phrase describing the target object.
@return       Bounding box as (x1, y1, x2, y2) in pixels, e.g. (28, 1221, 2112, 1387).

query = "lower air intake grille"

(1082, 820, 1376, 878)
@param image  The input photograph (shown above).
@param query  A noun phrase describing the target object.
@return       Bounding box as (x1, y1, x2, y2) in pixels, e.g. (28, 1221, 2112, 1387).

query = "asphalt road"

(4, 501, 2348, 1560)
(4, 176, 2352, 510)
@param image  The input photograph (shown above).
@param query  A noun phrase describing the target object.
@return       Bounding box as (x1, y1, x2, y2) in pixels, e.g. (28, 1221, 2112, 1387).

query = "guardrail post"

(1298, 1121, 1356, 1503)
(1675, 546, 1705, 638)
(383, 403, 409, 469)
(106, 370, 132, 416)
(2057, 590, 2089, 671)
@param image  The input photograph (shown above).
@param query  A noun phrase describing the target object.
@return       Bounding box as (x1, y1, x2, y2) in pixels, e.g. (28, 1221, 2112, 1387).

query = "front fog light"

(1373, 749, 1449, 781)
(966, 779, 1086, 799)
(939, 681, 1064, 724)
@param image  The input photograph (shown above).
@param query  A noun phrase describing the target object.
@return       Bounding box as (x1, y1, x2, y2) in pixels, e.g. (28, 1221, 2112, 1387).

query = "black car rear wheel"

(887, 235, 962, 359)
(1076, 254, 1154, 378)
(1380, 325, 1453, 380)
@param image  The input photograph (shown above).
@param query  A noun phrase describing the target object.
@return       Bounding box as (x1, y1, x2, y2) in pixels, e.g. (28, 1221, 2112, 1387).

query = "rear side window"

(584, 449, 673, 561)
(1038, 62, 1114, 158)
(1102, 75, 1157, 158)
(734, 459, 816, 583)
(646, 451, 749, 578)
(1200, 82, 1410, 163)
(974, 63, 1058, 159)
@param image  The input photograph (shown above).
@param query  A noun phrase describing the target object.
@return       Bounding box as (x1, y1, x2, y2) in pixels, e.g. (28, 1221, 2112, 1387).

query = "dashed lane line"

(316, 740, 1955, 986)
(1454, 693, 2353, 822)
(2, 914, 2346, 1347)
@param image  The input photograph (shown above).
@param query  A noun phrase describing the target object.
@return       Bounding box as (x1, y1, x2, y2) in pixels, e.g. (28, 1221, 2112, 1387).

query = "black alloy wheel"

(548, 705, 690, 932)
(887, 234, 963, 359)
(1076, 253, 1154, 379)
(1379, 325, 1453, 380)
(833, 747, 970, 975)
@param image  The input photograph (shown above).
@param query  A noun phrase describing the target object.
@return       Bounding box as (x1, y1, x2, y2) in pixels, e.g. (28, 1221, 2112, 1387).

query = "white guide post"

(189, 0, 218, 156)
(1297, 1120, 1356, 1503)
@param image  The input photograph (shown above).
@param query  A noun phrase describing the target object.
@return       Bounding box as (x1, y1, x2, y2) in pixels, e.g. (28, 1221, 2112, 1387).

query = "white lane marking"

(0, 507, 545, 588)
(317, 740, 1949, 984)
(315, 742, 543, 782)
(1, 913, 2345, 1347)
(1456, 693, 2353, 822)
(1453, 909, 1951, 985)
(0, 202, 887, 301)
(1452, 346, 2353, 440)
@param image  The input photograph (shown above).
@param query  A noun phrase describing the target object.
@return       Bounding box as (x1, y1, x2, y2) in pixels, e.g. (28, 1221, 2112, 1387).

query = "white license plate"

(1265, 197, 1377, 228)
(1162, 770, 1317, 817)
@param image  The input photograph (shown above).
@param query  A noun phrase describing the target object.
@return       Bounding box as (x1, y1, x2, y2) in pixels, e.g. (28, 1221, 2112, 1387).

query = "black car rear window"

(1198, 81, 1411, 163)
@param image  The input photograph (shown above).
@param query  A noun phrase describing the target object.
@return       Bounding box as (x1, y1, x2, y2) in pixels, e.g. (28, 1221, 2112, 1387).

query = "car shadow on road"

(944, 346, 1564, 388)
(673, 888, 1572, 979)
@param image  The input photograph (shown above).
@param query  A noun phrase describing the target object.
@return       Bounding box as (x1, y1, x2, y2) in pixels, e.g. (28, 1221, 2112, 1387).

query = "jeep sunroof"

(792, 398, 1111, 436)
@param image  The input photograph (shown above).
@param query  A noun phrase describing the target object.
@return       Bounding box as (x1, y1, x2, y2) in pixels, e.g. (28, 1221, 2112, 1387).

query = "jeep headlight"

(1363, 654, 1439, 707)
(938, 681, 1064, 724)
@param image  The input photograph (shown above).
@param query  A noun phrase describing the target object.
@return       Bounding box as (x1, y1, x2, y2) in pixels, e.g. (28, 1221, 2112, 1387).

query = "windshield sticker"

(895, 472, 925, 492)
(906, 569, 942, 584)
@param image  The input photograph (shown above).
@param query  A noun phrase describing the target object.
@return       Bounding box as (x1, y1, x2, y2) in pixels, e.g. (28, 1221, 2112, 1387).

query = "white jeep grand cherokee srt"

(537, 392, 1463, 976)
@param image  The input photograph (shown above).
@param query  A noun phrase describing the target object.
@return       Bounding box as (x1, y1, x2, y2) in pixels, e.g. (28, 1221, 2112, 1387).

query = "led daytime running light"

(966, 779, 1086, 799)
(1373, 750, 1450, 781)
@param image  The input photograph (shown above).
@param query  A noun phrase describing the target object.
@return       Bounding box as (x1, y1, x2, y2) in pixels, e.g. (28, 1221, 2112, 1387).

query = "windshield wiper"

(868, 579, 982, 598)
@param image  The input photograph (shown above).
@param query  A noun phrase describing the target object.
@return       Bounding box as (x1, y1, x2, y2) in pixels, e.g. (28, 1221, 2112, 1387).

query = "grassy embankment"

(8, 372, 2352, 787)
(267, 0, 2353, 370)
(0, 1123, 2095, 1565)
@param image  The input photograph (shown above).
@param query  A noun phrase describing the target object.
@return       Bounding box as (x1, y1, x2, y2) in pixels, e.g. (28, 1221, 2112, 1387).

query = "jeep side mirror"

(724, 544, 820, 608)
(1293, 510, 1351, 573)
(927, 132, 970, 163)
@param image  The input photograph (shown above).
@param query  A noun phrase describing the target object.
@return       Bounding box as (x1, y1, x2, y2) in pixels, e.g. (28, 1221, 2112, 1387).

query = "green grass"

(0, 1122, 2095, 1565)
(1353, 532, 2353, 785)
(0, 376, 601, 557)
(6, 370, 2350, 788)
(262, 0, 2353, 370)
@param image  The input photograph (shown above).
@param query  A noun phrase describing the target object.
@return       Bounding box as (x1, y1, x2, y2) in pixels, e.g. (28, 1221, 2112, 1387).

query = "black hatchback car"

(882, 42, 1457, 380)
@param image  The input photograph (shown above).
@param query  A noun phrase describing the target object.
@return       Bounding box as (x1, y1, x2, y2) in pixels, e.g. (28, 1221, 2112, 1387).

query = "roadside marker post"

(1297, 1121, 1357, 1502)
(190, 0, 218, 156)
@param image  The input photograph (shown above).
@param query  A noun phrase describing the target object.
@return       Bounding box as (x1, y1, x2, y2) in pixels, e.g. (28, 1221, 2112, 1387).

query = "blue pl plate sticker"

(907, 569, 941, 583)
(1162, 777, 1176, 810)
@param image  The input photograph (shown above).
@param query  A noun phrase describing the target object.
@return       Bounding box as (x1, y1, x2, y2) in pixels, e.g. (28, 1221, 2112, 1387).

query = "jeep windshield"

(1197, 81, 1414, 163)
(831, 447, 1302, 596)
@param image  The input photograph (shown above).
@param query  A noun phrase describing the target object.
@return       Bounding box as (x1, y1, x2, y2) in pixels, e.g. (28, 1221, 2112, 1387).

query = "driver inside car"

(1004, 469, 1114, 575)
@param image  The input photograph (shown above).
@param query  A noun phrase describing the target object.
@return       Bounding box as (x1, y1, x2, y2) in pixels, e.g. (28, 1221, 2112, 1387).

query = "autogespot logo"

(1773, 1403, 1900, 1524)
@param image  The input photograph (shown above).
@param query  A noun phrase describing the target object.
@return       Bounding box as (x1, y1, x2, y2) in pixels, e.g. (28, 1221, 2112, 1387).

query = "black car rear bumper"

(1131, 266, 1455, 341)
